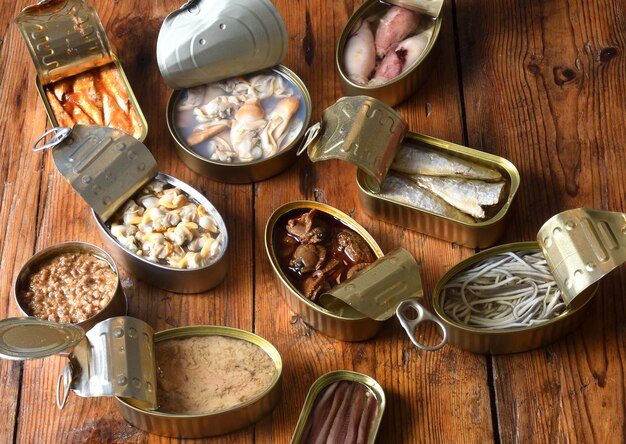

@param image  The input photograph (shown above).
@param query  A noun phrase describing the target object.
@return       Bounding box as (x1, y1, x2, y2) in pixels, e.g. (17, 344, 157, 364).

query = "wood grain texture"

(455, 0, 626, 441)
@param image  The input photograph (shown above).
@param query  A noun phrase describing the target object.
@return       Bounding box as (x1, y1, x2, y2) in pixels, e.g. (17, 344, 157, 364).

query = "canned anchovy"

(337, 0, 442, 106)
(265, 201, 385, 341)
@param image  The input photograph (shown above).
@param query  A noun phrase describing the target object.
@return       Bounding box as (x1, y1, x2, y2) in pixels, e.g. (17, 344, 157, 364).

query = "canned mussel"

(291, 371, 385, 444)
(33, 125, 229, 293)
(15, 0, 147, 140)
(0, 317, 282, 438)
(431, 208, 626, 354)
(13, 242, 126, 332)
(300, 96, 520, 248)
(157, 0, 312, 183)
(337, 0, 444, 106)
(265, 200, 447, 348)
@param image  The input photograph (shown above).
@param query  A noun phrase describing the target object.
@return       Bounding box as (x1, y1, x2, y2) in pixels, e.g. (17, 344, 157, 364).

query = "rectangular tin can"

(357, 132, 520, 248)
(431, 241, 598, 354)
(265, 201, 386, 341)
(115, 325, 282, 438)
(290, 370, 385, 444)
(15, 0, 148, 141)
(336, 0, 442, 107)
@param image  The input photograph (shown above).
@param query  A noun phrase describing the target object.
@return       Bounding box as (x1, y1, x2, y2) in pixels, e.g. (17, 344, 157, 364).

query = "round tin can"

(93, 172, 229, 294)
(432, 242, 598, 354)
(115, 325, 282, 438)
(166, 65, 312, 183)
(13, 241, 127, 332)
(336, 0, 442, 107)
(265, 201, 385, 341)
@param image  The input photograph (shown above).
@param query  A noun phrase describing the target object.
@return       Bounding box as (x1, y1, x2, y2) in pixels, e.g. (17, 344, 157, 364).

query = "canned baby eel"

(116, 325, 282, 438)
(13, 241, 127, 332)
(158, 0, 312, 183)
(337, 0, 443, 106)
(265, 201, 385, 341)
(431, 242, 598, 354)
(15, 0, 148, 141)
(291, 370, 385, 444)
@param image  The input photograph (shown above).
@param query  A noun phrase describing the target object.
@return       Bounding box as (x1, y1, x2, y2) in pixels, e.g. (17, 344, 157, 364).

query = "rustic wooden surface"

(0, 0, 624, 442)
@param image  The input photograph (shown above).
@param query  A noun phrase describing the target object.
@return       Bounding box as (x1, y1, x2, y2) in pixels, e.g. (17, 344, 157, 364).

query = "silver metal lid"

(387, 0, 444, 18)
(156, 0, 288, 89)
(0, 317, 84, 360)
(33, 125, 158, 221)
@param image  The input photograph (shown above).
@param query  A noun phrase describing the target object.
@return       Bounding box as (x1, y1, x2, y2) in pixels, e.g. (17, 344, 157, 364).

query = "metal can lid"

(537, 208, 626, 307)
(386, 0, 444, 18)
(0, 317, 85, 360)
(14, 0, 114, 85)
(298, 96, 408, 192)
(33, 125, 158, 221)
(156, 0, 288, 89)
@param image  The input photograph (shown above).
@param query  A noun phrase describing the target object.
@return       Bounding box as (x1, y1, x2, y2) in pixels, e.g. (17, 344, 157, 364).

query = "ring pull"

(396, 299, 447, 351)
(296, 122, 321, 156)
(32, 127, 72, 152)
(56, 362, 73, 410)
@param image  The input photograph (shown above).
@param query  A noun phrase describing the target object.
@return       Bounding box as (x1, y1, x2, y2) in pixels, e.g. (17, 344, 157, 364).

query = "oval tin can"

(13, 241, 127, 332)
(166, 65, 312, 183)
(290, 370, 385, 444)
(265, 201, 385, 341)
(337, 0, 442, 107)
(93, 172, 229, 294)
(431, 241, 598, 354)
(357, 132, 520, 248)
(115, 325, 282, 438)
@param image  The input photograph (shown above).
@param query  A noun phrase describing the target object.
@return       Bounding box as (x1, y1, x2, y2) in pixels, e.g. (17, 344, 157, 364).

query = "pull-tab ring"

(32, 127, 72, 152)
(56, 362, 73, 410)
(396, 299, 447, 351)
(297, 122, 321, 156)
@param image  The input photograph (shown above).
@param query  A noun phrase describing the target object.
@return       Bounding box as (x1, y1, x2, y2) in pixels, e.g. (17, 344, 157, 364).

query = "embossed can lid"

(32, 125, 159, 221)
(298, 96, 409, 192)
(15, 0, 114, 85)
(156, 0, 288, 89)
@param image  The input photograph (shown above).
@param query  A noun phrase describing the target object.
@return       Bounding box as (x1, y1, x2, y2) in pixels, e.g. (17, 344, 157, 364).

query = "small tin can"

(300, 96, 520, 248)
(115, 325, 283, 438)
(15, 0, 148, 141)
(337, 0, 443, 106)
(157, 0, 312, 183)
(13, 241, 127, 332)
(34, 124, 229, 293)
(265, 201, 385, 341)
(432, 242, 598, 354)
(290, 370, 385, 444)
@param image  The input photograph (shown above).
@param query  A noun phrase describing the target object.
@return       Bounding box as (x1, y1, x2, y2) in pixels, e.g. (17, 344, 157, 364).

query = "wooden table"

(1, 0, 625, 442)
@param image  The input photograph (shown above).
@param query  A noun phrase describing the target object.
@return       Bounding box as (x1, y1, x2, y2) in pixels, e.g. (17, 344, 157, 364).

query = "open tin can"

(0, 317, 282, 438)
(337, 0, 443, 106)
(265, 201, 447, 349)
(32, 125, 229, 293)
(430, 209, 626, 353)
(157, 0, 312, 183)
(13, 241, 126, 332)
(15, 0, 148, 141)
(290, 370, 385, 444)
(299, 96, 520, 248)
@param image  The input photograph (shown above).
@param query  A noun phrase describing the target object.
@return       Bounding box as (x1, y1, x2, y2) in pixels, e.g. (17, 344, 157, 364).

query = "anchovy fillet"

(380, 174, 475, 223)
(412, 175, 505, 219)
(392, 145, 502, 181)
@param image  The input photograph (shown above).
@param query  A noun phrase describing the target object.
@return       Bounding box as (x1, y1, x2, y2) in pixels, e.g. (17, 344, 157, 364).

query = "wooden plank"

(455, 0, 626, 441)
(254, 1, 492, 442)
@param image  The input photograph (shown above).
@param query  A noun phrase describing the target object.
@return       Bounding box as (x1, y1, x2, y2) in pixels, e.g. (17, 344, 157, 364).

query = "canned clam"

(158, 0, 311, 183)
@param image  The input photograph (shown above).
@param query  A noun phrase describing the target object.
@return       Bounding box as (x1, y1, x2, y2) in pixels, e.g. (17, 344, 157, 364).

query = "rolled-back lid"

(33, 125, 158, 221)
(387, 0, 444, 18)
(538, 208, 626, 307)
(15, 0, 114, 85)
(298, 96, 408, 192)
(157, 0, 288, 89)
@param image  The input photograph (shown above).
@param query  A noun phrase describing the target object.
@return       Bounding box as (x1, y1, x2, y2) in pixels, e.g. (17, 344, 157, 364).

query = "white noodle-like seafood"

(440, 251, 566, 330)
